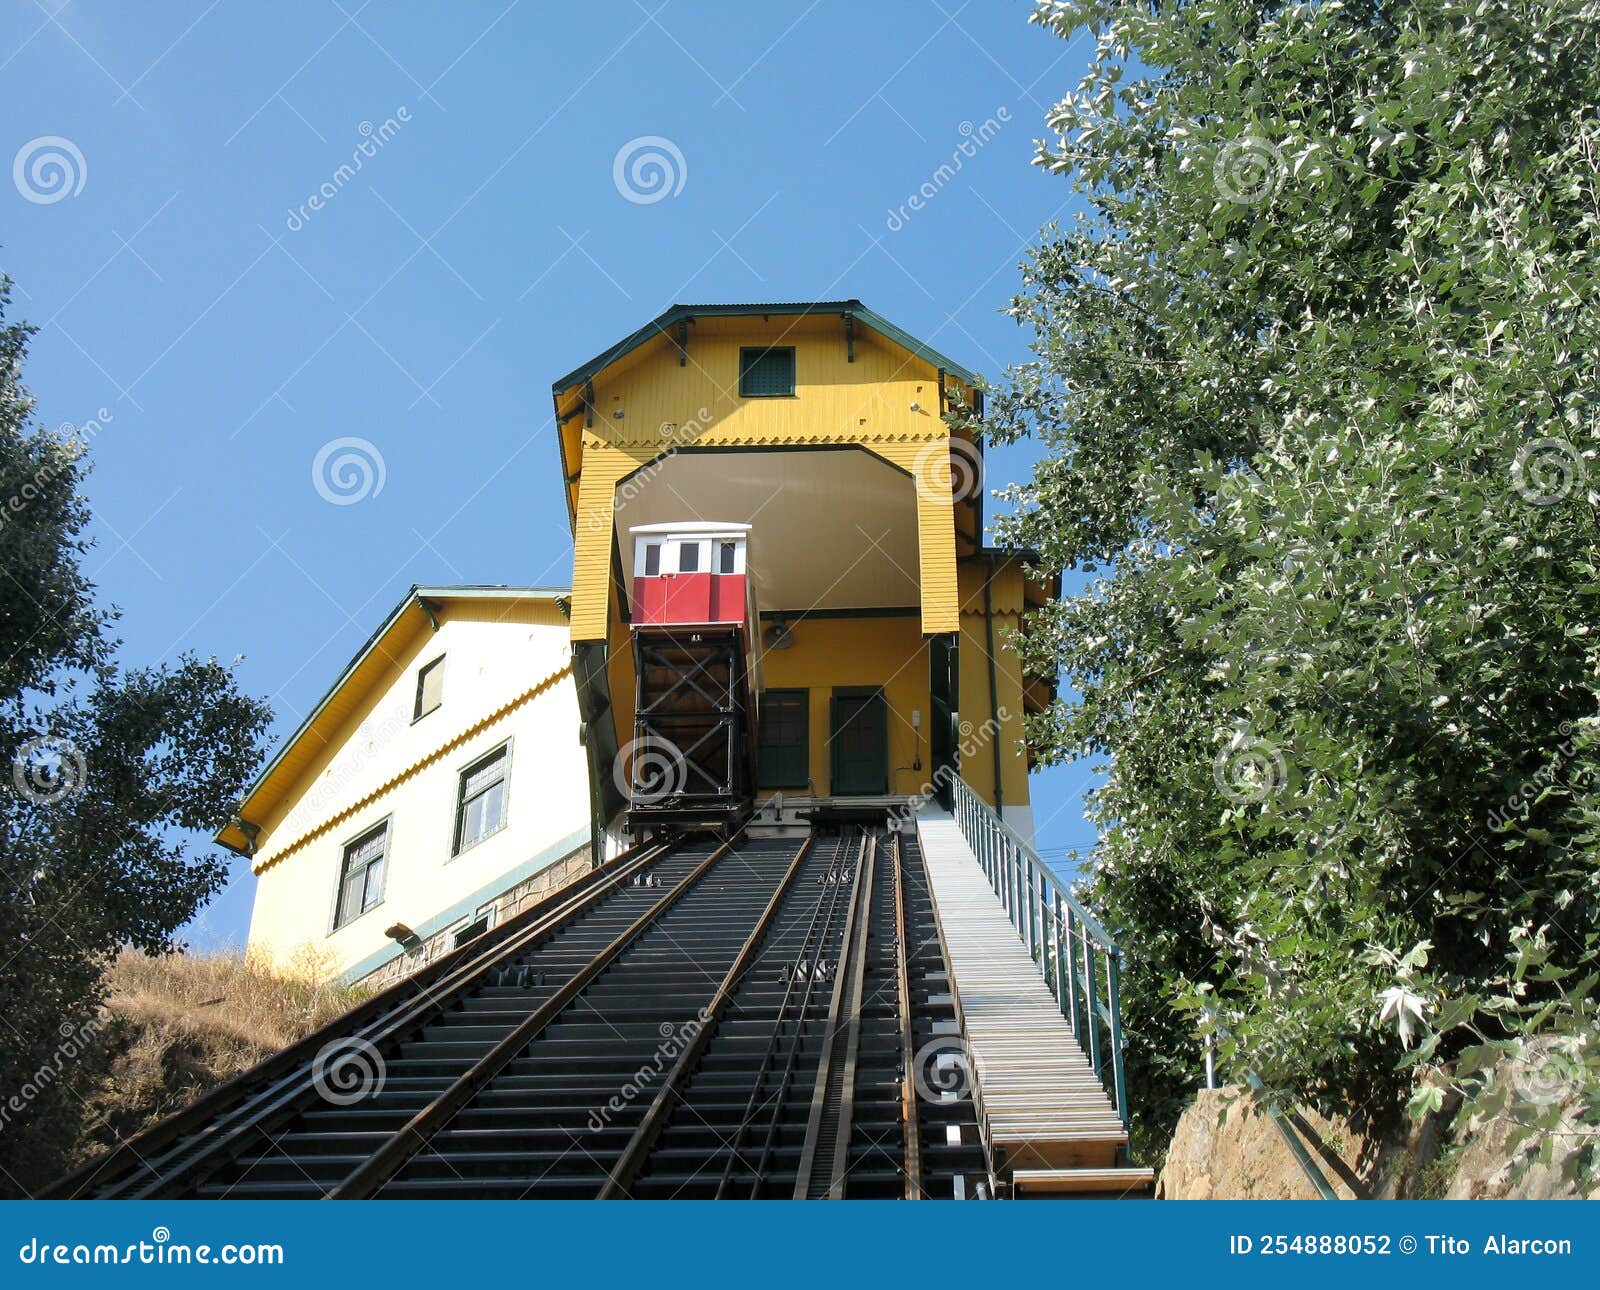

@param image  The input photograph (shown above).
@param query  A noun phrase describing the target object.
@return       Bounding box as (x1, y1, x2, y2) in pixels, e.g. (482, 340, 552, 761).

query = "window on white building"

(414, 655, 445, 720)
(334, 822, 388, 929)
(454, 744, 509, 854)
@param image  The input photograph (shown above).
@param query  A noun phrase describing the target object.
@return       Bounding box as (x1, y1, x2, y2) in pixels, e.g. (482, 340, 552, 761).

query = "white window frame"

(633, 532, 745, 577)
(670, 538, 710, 574)
(636, 540, 664, 578)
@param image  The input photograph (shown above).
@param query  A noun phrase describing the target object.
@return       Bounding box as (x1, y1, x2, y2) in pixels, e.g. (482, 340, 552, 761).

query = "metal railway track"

(55, 823, 990, 1200)
(608, 828, 987, 1199)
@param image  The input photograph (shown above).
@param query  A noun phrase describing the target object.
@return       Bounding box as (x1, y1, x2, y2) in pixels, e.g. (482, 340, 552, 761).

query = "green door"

(757, 689, 810, 789)
(830, 689, 888, 795)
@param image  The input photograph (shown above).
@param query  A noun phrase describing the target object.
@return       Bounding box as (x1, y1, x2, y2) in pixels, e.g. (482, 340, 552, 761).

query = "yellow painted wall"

(566, 315, 962, 642)
(245, 602, 590, 979)
(602, 614, 937, 800)
(757, 616, 933, 798)
(603, 587, 1033, 815)
(957, 559, 1032, 813)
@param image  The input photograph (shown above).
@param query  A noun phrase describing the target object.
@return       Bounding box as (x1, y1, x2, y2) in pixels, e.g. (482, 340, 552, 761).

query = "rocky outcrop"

(1159, 1062, 1594, 1200)
(1443, 1040, 1596, 1200)
(1156, 1088, 1413, 1199)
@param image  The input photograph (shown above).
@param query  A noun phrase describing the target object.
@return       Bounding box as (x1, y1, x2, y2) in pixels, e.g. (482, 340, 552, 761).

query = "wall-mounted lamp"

(385, 923, 423, 952)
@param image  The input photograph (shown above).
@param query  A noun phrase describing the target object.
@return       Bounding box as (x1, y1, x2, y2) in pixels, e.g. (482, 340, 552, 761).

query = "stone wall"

(355, 845, 592, 991)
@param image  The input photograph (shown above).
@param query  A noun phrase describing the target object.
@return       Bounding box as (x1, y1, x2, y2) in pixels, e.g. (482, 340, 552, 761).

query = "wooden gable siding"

(567, 315, 963, 642)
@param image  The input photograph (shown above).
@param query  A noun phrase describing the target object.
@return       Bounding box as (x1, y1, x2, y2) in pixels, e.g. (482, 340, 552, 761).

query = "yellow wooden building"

(553, 300, 1054, 846)
(231, 302, 1054, 985)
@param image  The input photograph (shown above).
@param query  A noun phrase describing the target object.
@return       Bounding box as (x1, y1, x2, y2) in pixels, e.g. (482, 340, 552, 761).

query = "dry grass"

(67, 949, 370, 1168)
(104, 947, 367, 1056)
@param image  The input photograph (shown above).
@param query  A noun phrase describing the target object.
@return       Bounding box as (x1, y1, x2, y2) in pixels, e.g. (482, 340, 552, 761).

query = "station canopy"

(613, 446, 920, 618)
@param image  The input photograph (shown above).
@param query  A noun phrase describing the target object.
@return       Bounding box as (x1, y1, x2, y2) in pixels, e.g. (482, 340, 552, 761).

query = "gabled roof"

(217, 584, 569, 855)
(549, 300, 979, 394)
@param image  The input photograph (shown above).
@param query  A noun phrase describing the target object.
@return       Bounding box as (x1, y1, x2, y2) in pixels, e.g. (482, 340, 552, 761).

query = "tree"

(0, 277, 272, 1193)
(978, 0, 1600, 1159)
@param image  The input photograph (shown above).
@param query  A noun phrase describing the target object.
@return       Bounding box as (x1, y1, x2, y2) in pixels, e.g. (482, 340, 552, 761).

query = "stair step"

(1011, 1166, 1156, 1196)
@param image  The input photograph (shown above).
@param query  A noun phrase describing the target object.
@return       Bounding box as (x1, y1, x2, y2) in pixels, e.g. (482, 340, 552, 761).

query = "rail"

(949, 774, 1129, 1131)
(49, 835, 679, 1199)
(1244, 1072, 1340, 1200)
(600, 836, 813, 1198)
(51, 823, 1001, 1200)
(890, 833, 922, 1199)
(332, 832, 745, 1198)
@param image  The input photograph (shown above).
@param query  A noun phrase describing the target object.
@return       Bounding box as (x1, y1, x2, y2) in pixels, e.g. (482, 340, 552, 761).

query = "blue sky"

(1, 0, 1102, 950)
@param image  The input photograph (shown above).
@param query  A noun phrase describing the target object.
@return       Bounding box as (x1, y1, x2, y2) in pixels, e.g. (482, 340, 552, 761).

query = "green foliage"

(979, 0, 1600, 1162)
(0, 277, 273, 1194)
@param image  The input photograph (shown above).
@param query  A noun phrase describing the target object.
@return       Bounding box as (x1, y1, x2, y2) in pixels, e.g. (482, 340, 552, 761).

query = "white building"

(228, 585, 592, 985)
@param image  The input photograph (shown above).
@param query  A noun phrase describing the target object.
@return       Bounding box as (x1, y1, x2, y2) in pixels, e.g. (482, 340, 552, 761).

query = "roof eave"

(549, 300, 978, 397)
(214, 583, 571, 852)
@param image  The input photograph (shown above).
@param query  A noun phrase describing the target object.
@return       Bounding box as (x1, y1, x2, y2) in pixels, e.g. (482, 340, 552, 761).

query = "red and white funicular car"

(630, 521, 753, 630)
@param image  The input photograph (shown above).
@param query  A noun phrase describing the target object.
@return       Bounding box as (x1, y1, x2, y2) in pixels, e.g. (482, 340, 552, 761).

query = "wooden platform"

(917, 810, 1129, 1173)
(1012, 1167, 1155, 1196)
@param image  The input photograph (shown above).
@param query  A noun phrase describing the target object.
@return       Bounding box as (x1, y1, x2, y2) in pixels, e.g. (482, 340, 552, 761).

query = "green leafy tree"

(0, 278, 272, 1194)
(979, 0, 1600, 1161)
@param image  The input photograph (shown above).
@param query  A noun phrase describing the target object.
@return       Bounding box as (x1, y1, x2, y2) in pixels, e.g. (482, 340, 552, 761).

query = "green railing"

(949, 775, 1129, 1131)
(1244, 1073, 1340, 1199)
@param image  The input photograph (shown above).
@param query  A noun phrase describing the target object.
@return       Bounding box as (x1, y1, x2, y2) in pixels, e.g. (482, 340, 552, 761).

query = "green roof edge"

(549, 300, 980, 393)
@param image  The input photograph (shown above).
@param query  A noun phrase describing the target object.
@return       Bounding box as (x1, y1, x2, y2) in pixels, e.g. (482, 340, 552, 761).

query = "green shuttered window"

(739, 347, 796, 397)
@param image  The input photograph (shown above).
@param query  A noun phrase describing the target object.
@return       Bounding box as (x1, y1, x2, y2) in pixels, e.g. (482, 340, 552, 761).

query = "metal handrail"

(948, 774, 1130, 1131)
(1244, 1072, 1340, 1200)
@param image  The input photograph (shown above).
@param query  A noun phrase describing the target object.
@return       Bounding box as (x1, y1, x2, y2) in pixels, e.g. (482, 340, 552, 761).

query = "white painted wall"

(246, 606, 590, 980)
